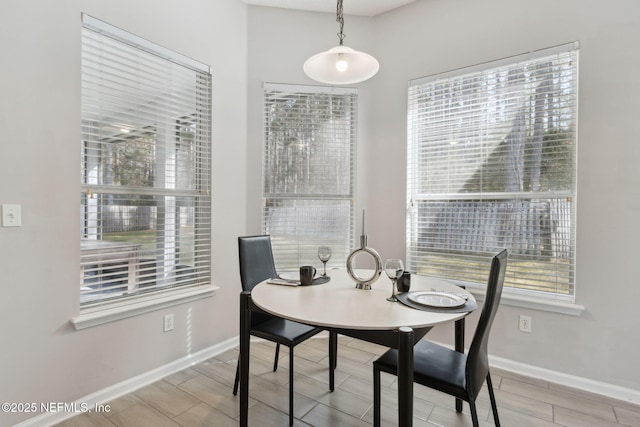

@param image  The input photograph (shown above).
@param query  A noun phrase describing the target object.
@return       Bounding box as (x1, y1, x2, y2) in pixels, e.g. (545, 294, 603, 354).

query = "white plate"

(407, 291, 466, 308)
(279, 272, 300, 281)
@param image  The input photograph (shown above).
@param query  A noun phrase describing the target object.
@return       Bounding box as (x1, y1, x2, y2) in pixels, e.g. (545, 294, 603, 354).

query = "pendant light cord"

(336, 0, 345, 45)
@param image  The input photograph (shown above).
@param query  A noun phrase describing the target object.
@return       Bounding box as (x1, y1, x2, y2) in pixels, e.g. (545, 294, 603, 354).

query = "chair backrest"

(238, 235, 278, 292)
(465, 249, 508, 399)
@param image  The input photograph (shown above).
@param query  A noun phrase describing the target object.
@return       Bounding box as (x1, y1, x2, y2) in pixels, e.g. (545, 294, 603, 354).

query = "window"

(262, 83, 357, 270)
(80, 15, 212, 309)
(407, 43, 578, 300)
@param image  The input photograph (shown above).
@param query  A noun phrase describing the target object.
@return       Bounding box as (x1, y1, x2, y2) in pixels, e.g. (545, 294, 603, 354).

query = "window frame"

(406, 42, 579, 305)
(262, 83, 357, 272)
(76, 14, 214, 323)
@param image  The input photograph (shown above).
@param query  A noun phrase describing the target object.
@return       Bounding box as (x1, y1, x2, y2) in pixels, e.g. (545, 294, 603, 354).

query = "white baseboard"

(14, 335, 640, 426)
(489, 354, 640, 406)
(13, 337, 238, 427)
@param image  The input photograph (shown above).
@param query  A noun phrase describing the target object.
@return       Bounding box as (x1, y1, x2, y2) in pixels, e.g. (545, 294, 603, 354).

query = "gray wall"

(2, 1, 639, 424)
(247, 0, 640, 394)
(369, 0, 640, 392)
(0, 1, 247, 425)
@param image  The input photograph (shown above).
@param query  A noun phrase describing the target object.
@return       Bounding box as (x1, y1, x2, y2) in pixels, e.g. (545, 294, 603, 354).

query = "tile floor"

(56, 336, 640, 426)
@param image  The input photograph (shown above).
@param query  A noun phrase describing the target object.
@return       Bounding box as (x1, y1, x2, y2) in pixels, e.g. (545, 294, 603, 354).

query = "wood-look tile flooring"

(56, 336, 640, 426)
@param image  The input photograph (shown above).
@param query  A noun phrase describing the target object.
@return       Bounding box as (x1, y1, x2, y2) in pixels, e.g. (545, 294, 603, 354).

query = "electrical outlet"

(519, 315, 532, 333)
(163, 314, 174, 332)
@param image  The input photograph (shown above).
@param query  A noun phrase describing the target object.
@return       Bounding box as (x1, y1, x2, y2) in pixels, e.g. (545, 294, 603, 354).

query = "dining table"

(238, 268, 476, 426)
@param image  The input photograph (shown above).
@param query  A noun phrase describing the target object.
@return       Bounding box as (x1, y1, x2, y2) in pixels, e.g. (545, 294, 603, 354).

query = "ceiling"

(241, 0, 416, 17)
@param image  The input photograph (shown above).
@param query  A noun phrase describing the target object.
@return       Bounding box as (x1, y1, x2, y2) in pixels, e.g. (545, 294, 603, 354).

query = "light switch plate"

(2, 204, 22, 227)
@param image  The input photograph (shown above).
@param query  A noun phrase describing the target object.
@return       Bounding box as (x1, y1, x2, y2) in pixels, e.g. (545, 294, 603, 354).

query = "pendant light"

(303, 0, 379, 85)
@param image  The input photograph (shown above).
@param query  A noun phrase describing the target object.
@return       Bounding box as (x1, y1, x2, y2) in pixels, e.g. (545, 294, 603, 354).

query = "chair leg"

(468, 398, 480, 427)
(274, 342, 280, 372)
(232, 359, 240, 395)
(330, 331, 338, 369)
(454, 317, 465, 412)
(329, 332, 336, 391)
(373, 365, 381, 427)
(289, 346, 294, 426)
(486, 373, 501, 427)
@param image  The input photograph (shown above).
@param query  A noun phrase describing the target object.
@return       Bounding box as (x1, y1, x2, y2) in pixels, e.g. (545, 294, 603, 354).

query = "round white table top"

(251, 269, 475, 330)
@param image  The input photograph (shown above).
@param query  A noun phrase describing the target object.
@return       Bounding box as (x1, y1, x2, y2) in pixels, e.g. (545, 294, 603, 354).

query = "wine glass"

(384, 259, 404, 302)
(318, 246, 332, 276)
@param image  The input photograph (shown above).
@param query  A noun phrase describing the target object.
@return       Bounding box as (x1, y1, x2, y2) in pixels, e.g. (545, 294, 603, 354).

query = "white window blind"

(263, 83, 357, 271)
(80, 15, 212, 308)
(407, 42, 578, 299)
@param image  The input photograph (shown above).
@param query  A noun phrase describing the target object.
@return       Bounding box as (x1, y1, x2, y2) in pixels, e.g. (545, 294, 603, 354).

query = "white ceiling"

(241, 0, 416, 17)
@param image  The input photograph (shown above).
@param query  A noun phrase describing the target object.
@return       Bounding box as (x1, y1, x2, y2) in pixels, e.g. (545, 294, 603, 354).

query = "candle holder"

(346, 210, 382, 290)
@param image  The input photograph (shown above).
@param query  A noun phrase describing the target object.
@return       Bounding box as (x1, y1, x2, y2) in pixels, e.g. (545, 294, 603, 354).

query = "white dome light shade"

(304, 45, 380, 85)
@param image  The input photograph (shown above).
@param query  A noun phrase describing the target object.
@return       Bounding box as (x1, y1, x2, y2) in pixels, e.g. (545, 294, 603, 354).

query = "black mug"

(397, 271, 411, 293)
(300, 266, 316, 286)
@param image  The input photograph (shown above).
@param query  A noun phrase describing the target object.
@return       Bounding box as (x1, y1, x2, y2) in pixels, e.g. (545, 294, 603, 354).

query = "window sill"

(466, 286, 585, 316)
(71, 285, 218, 330)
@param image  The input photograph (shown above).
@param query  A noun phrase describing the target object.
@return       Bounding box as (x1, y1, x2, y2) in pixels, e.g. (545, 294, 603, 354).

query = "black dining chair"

(372, 249, 508, 427)
(233, 235, 336, 426)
